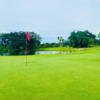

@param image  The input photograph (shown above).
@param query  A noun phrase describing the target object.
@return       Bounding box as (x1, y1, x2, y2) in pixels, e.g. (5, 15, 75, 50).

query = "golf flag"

(26, 32, 30, 40)
(26, 32, 30, 65)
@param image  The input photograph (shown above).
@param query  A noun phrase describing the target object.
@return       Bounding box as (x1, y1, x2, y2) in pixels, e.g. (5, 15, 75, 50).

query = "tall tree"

(0, 31, 41, 55)
(68, 30, 96, 48)
(57, 36, 64, 47)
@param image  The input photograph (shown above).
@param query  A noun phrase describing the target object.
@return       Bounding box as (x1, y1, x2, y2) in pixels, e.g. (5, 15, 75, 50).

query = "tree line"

(0, 30, 100, 55)
(40, 30, 100, 48)
(0, 31, 41, 55)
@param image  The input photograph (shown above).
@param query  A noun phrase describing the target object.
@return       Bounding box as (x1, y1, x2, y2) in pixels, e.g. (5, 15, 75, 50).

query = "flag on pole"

(26, 32, 30, 65)
(26, 32, 30, 40)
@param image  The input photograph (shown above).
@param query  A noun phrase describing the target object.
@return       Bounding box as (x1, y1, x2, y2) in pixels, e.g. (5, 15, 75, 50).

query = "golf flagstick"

(26, 35, 27, 65)
(26, 32, 30, 65)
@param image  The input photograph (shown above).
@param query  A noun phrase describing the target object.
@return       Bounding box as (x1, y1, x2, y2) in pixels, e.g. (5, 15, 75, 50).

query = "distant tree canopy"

(68, 30, 96, 48)
(0, 31, 41, 55)
(39, 31, 98, 48)
(1, 30, 100, 55)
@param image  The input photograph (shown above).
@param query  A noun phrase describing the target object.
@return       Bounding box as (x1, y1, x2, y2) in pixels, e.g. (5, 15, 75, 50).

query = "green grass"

(0, 47, 100, 100)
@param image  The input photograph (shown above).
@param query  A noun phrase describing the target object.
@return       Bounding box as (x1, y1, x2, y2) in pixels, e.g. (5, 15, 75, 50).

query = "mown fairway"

(0, 47, 100, 100)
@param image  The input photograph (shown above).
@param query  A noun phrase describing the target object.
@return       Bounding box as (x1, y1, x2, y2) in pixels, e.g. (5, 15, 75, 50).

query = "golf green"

(0, 48, 100, 100)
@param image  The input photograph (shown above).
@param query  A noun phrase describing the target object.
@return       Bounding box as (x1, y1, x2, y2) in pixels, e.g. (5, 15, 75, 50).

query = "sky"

(0, 0, 100, 43)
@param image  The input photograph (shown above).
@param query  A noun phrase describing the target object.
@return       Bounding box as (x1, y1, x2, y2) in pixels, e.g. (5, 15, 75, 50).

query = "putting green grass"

(0, 47, 100, 100)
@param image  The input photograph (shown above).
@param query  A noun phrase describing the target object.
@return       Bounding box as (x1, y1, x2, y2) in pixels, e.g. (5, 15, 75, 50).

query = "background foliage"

(0, 31, 41, 55)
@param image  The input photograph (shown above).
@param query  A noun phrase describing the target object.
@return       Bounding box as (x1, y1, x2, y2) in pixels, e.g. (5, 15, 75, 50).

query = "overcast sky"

(0, 0, 100, 43)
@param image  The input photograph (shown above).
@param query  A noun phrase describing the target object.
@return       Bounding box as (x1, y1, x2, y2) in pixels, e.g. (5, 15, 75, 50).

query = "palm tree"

(57, 36, 64, 47)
